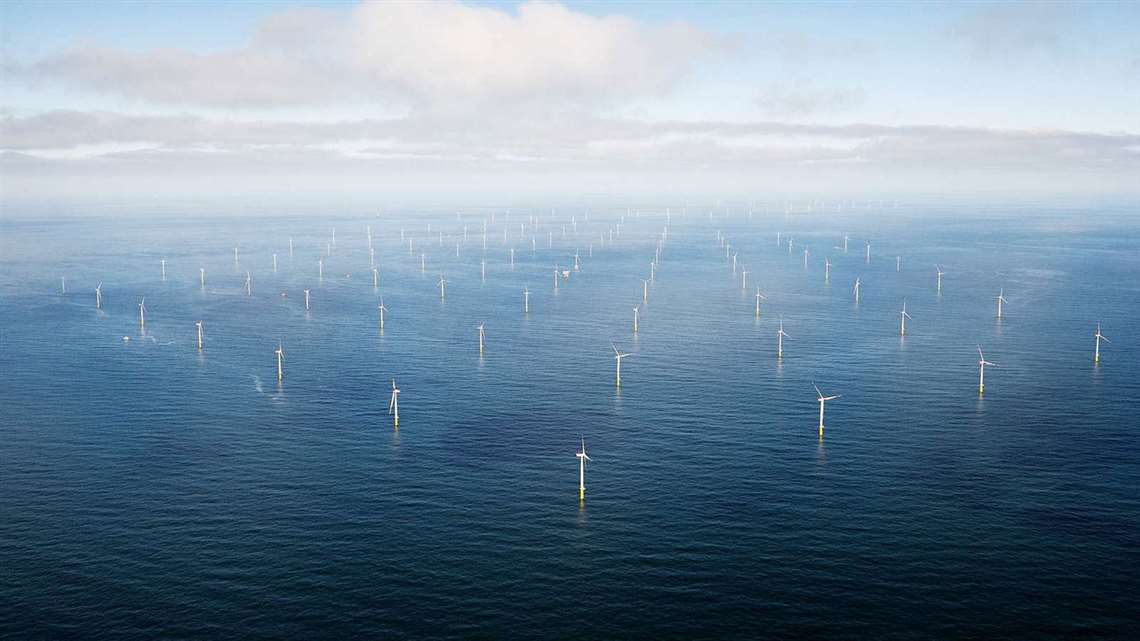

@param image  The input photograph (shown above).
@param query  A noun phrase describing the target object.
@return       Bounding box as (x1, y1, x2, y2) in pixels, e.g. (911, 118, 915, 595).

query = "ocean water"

(2, 201, 1139, 640)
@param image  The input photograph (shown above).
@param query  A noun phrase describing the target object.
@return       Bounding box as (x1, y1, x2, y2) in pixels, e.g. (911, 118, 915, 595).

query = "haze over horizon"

(2, 1, 1138, 202)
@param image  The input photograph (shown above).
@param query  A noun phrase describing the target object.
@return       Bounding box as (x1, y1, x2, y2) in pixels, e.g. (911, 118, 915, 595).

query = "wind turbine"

(138, 298, 146, 330)
(273, 253, 278, 272)
(825, 257, 831, 283)
(523, 286, 530, 313)
(977, 346, 996, 394)
(438, 273, 446, 300)
(1094, 322, 1110, 364)
(865, 241, 871, 264)
(477, 323, 486, 355)
(576, 436, 593, 500)
(899, 300, 912, 336)
(95, 283, 102, 309)
(996, 288, 1007, 319)
(896, 256, 900, 272)
(195, 321, 203, 351)
(612, 343, 633, 387)
(200, 267, 205, 289)
(275, 343, 284, 382)
(60, 277, 66, 294)
(844, 234, 849, 253)
(304, 288, 310, 311)
(853, 277, 861, 303)
(372, 267, 379, 288)
(814, 383, 841, 440)
(641, 279, 649, 304)
(318, 257, 324, 280)
(161, 258, 166, 280)
(633, 306, 639, 333)
(754, 288, 766, 317)
(803, 248, 809, 269)
(741, 268, 749, 290)
(936, 265, 945, 293)
(378, 297, 387, 331)
(777, 317, 789, 359)
(245, 271, 251, 296)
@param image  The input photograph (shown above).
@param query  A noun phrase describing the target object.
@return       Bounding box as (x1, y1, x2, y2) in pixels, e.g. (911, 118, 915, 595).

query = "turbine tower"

(853, 277, 861, 303)
(195, 321, 203, 351)
(138, 297, 146, 330)
(977, 346, 996, 395)
(777, 317, 789, 359)
(378, 297, 387, 331)
(438, 273, 446, 300)
(996, 288, 1007, 319)
(612, 343, 633, 387)
(95, 283, 102, 309)
(576, 436, 593, 500)
(754, 288, 766, 317)
(633, 306, 639, 333)
(936, 265, 945, 293)
(1094, 322, 1110, 364)
(477, 323, 486, 355)
(814, 383, 841, 440)
(304, 288, 310, 311)
(899, 300, 912, 336)
(388, 379, 400, 428)
(200, 268, 205, 289)
(275, 343, 284, 382)
(524, 286, 530, 313)
(825, 257, 831, 283)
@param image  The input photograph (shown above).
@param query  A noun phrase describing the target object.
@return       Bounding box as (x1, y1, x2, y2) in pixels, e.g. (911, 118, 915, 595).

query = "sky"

(1, 0, 1138, 202)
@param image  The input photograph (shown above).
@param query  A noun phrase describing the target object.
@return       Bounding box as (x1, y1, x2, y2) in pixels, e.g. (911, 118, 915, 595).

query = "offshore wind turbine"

(632, 306, 639, 333)
(996, 288, 1007, 319)
(372, 267, 379, 288)
(1094, 322, 1110, 364)
(523, 286, 530, 313)
(977, 346, 996, 394)
(896, 256, 900, 272)
(161, 258, 166, 280)
(273, 253, 278, 272)
(275, 343, 284, 382)
(936, 265, 945, 293)
(741, 268, 749, 290)
(853, 277, 862, 303)
(777, 317, 789, 359)
(804, 248, 810, 269)
(200, 267, 205, 289)
(195, 321, 203, 351)
(245, 271, 251, 296)
(642, 279, 649, 304)
(477, 323, 486, 355)
(60, 277, 66, 294)
(754, 288, 766, 317)
(138, 297, 146, 330)
(899, 300, 912, 336)
(378, 297, 387, 331)
(438, 273, 446, 300)
(612, 343, 633, 387)
(576, 436, 593, 500)
(814, 383, 841, 440)
(304, 288, 310, 311)
(318, 257, 324, 280)
(95, 282, 102, 309)
(865, 241, 871, 264)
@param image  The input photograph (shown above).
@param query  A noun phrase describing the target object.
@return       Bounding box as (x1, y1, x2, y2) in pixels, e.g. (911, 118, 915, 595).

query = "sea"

(2, 197, 1138, 640)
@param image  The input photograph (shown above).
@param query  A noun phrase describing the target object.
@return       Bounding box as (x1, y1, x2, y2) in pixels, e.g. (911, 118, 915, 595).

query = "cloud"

(10, 1, 720, 110)
(754, 85, 866, 118)
(3, 110, 1136, 176)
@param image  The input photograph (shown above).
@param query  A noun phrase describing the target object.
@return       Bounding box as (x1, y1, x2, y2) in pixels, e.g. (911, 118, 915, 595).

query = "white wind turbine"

(825, 257, 832, 283)
(777, 317, 789, 359)
(378, 297, 387, 331)
(304, 288, 310, 311)
(275, 343, 285, 382)
(741, 268, 749, 290)
(477, 323, 486, 355)
(853, 277, 862, 303)
(95, 282, 102, 309)
(245, 271, 251, 296)
(523, 286, 530, 313)
(633, 306, 639, 333)
(388, 379, 400, 428)
(200, 268, 205, 288)
(138, 297, 147, 330)
(977, 346, 996, 395)
(754, 288, 767, 317)
(899, 300, 912, 336)
(1093, 322, 1110, 364)
(936, 265, 945, 293)
(576, 436, 593, 500)
(612, 343, 633, 387)
(814, 383, 841, 440)
(161, 258, 166, 280)
(438, 273, 447, 300)
(995, 288, 1007, 319)
(803, 247, 809, 269)
(641, 279, 649, 304)
(60, 276, 66, 294)
(865, 241, 871, 264)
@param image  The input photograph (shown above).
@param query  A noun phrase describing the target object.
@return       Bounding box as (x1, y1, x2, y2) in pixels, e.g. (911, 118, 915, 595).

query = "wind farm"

(3, 2, 1137, 639)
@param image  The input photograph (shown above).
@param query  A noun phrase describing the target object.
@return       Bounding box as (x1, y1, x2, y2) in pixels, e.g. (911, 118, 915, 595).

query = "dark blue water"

(2, 201, 1139, 639)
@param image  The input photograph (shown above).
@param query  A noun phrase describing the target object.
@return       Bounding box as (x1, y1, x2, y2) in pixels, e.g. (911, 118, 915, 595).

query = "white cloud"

(12, 1, 720, 110)
(754, 85, 866, 118)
